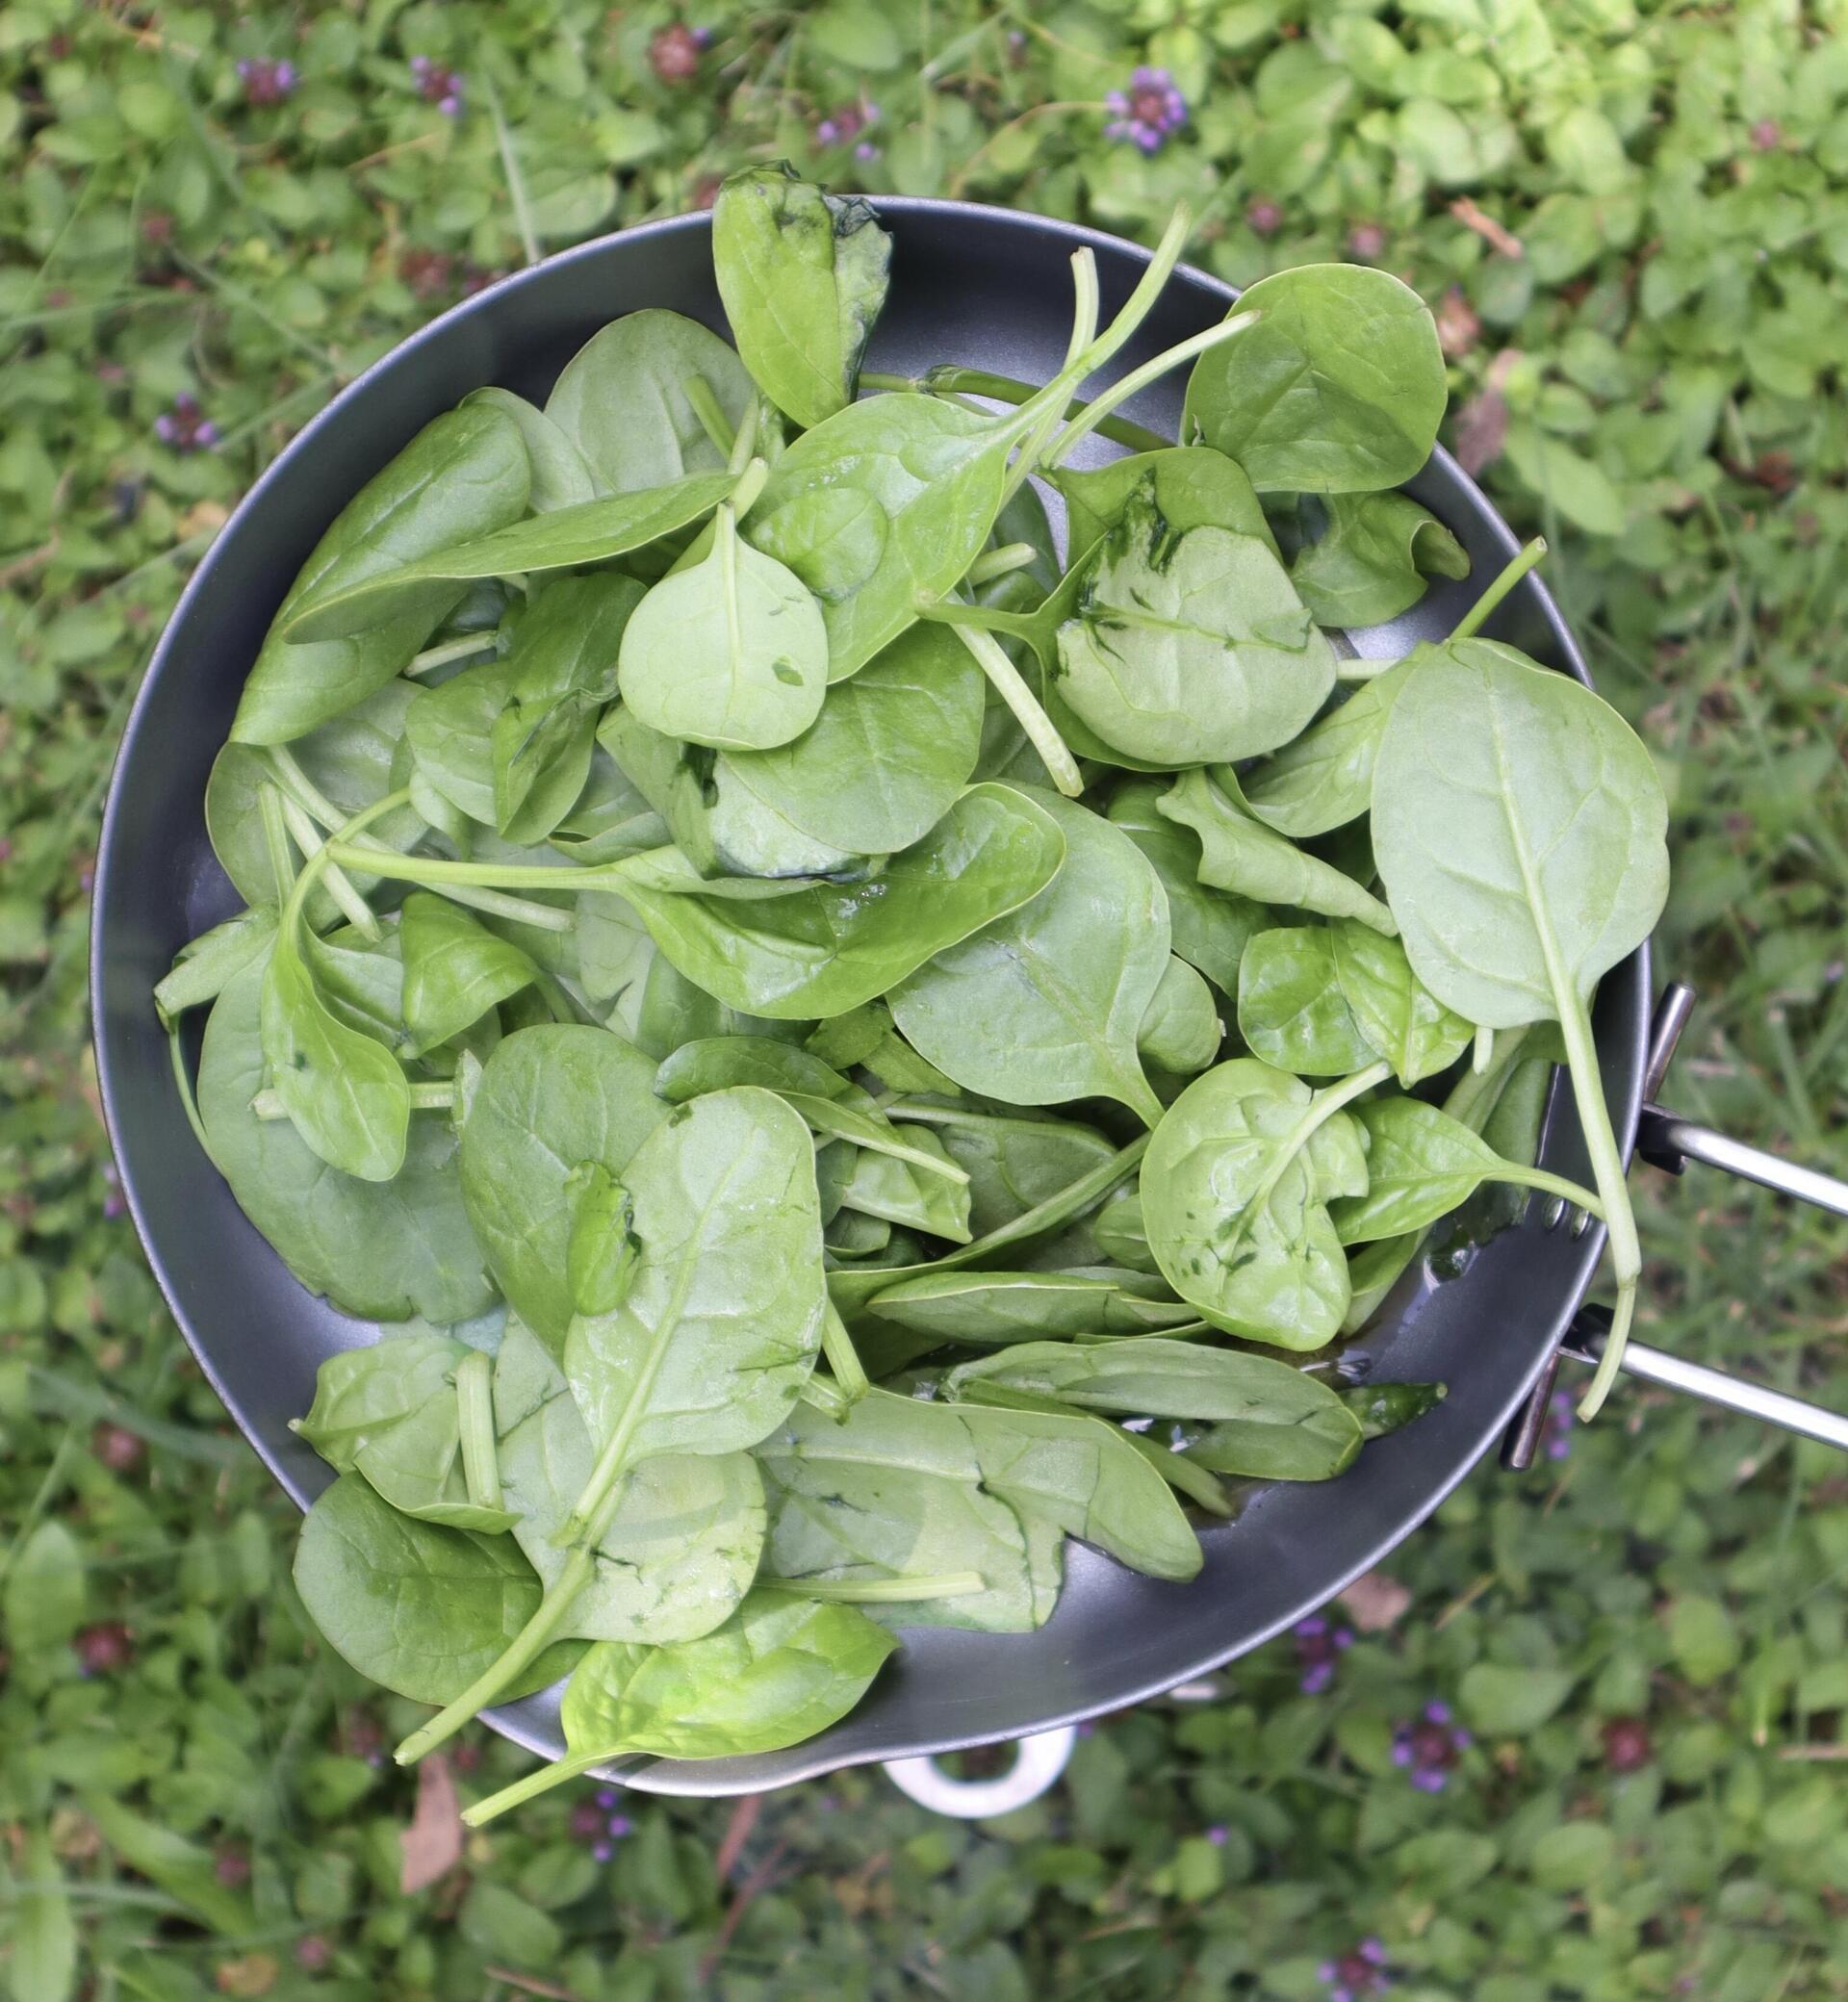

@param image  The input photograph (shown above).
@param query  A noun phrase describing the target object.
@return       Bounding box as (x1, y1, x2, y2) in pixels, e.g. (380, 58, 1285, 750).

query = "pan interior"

(90, 203, 1649, 1795)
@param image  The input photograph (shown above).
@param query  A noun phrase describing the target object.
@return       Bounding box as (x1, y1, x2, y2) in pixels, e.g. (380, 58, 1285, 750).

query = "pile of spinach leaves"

(157, 167, 1666, 1815)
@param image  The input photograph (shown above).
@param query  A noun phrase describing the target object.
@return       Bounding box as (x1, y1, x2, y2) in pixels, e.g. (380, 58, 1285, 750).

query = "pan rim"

(90, 198, 1649, 1794)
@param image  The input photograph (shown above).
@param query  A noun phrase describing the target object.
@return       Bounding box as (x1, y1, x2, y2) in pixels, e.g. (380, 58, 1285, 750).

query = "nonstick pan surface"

(91, 202, 1651, 1796)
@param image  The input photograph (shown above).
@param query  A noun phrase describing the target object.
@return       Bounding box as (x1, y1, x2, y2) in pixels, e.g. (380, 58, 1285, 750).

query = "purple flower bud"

(1205, 1824, 1228, 1845)
(855, 141, 879, 162)
(592, 1840, 613, 1861)
(816, 119, 838, 144)
(607, 1813, 632, 1837)
(1103, 64, 1189, 154)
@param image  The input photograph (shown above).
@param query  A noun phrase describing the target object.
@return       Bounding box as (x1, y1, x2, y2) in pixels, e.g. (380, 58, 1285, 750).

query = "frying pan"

(90, 201, 1848, 1803)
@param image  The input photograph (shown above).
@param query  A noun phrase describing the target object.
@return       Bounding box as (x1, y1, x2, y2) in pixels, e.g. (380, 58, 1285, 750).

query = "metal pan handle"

(1507, 983, 1848, 1465)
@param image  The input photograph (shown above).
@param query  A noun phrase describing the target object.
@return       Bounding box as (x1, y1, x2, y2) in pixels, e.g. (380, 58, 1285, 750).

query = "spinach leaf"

(836, 1121, 973, 1244)
(612, 782, 1065, 1018)
(463, 387, 600, 511)
(284, 472, 737, 644)
(892, 1107, 1118, 1238)
(549, 751, 671, 866)
(562, 1087, 827, 1473)
(1178, 1393, 1363, 1483)
(1106, 778, 1270, 992)
(1237, 927, 1379, 1077)
(1158, 768, 1398, 935)
(1142, 1057, 1392, 1348)
(1327, 1094, 1599, 1246)
(617, 500, 828, 749)
(1138, 955, 1223, 1076)
(1052, 445, 1276, 560)
(889, 788, 1171, 1126)
(654, 1037, 849, 1103)
(1182, 264, 1447, 493)
(297, 1332, 518, 1532)
(1329, 919, 1472, 1087)
(545, 308, 757, 492)
(457, 1025, 667, 1353)
(233, 405, 530, 743)
(464, 1591, 893, 1823)
(1055, 499, 1335, 768)
(712, 622, 986, 857)
(944, 1336, 1353, 1432)
(399, 893, 540, 1054)
(713, 166, 891, 428)
(565, 1165, 641, 1316)
(197, 961, 496, 1323)
(1236, 660, 1412, 840)
(1092, 1184, 1160, 1275)
(492, 1323, 765, 1643)
(1338, 1379, 1446, 1440)
(293, 1474, 580, 1705)
(1292, 493, 1470, 629)
(1372, 646, 1668, 1415)
(866, 1270, 1200, 1343)
(404, 657, 514, 828)
(155, 905, 278, 1030)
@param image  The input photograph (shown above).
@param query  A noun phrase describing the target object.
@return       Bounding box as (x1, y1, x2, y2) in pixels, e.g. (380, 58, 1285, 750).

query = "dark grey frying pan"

(91, 202, 1848, 1802)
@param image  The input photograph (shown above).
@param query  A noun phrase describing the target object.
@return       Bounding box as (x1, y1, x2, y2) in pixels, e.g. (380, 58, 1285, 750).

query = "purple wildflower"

(1205, 1824, 1228, 1846)
(1293, 1615, 1355, 1696)
(574, 1793, 634, 1861)
(411, 55, 464, 117)
(103, 1162, 125, 1220)
(650, 24, 704, 83)
(855, 141, 880, 163)
(1104, 66, 1188, 156)
(1391, 1702, 1472, 1792)
(235, 57, 297, 106)
(154, 395, 218, 454)
(1317, 1938, 1393, 2002)
(815, 98, 878, 149)
(1541, 1388, 1574, 1461)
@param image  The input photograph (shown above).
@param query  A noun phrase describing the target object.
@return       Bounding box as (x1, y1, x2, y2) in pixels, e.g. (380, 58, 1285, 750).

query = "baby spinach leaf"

(234, 405, 531, 743)
(654, 1037, 849, 1103)
(944, 1336, 1351, 1431)
(545, 308, 757, 492)
(492, 1323, 765, 1644)
(1292, 492, 1470, 629)
(1237, 927, 1378, 1077)
(1178, 1391, 1363, 1483)
(261, 926, 409, 1184)
(836, 1121, 973, 1244)
(1142, 1057, 1392, 1348)
(896, 1107, 1118, 1238)
(1329, 919, 1472, 1087)
(1237, 660, 1412, 840)
(712, 622, 986, 858)
(155, 905, 279, 1029)
(1092, 1184, 1160, 1275)
(1182, 264, 1447, 493)
(463, 387, 601, 511)
(617, 500, 828, 750)
(1159, 768, 1397, 935)
(866, 1270, 1199, 1343)
(293, 1474, 580, 1705)
(713, 166, 891, 429)
(613, 782, 1065, 1018)
(298, 1333, 518, 1533)
(565, 1165, 641, 1317)
(756, 1390, 1065, 1631)
(1138, 955, 1223, 1076)
(562, 1086, 827, 1473)
(1052, 445, 1276, 561)
(1338, 1379, 1447, 1439)
(457, 1025, 667, 1353)
(284, 473, 737, 644)
(889, 788, 1170, 1127)
(404, 658, 513, 828)
(1372, 646, 1668, 1415)
(1054, 499, 1335, 768)
(1327, 1094, 1599, 1246)
(1106, 779, 1270, 992)
(550, 751, 671, 866)
(399, 894, 540, 1054)
(198, 961, 495, 1322)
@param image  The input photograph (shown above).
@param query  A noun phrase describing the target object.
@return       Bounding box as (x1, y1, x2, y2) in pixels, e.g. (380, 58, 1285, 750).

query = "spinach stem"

(946, 623, 1083, 798)
(996, 248, 1101, 509)
(1241, 1062, 1391, 1252)
(862, 369, 1172, 456)
(1473, 1021, 1495, 1073)
(1490, 1165, 1604, 1219)
(454, 1351, 503, 1511)
(257, 783, 295, 907)
(322, 845, 622, 896)
(758, 1573, 985, 1604)
(726, 397, 761, 476)
(1450, 536, 1546, 643)
(167, 1022, 216, 1163)
(795, 1099, 969, 1183)
(1556, 988, 1641, 1422)
(966, 542, 1038, 586)
(1335, 659, 1394, 684)
(729, 456, 768, 518)
(406, 633, 497, 677)
(1116, 1427, 1233, 1516)
(276, 794, 379, 941)
(462, 1745, 623, 1826)
(800, 1371, 851, 1421)
(395, 1543, 596, 1766)
(948, 1133, 1150, 1270)
(819, 1303, 871, 1405)
(1040, 310, 1260, 471)
(683, 372, 736, 459)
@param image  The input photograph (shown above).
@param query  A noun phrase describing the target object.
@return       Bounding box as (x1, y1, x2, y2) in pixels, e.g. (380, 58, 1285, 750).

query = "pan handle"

(1506, 983, 1848, 1465)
